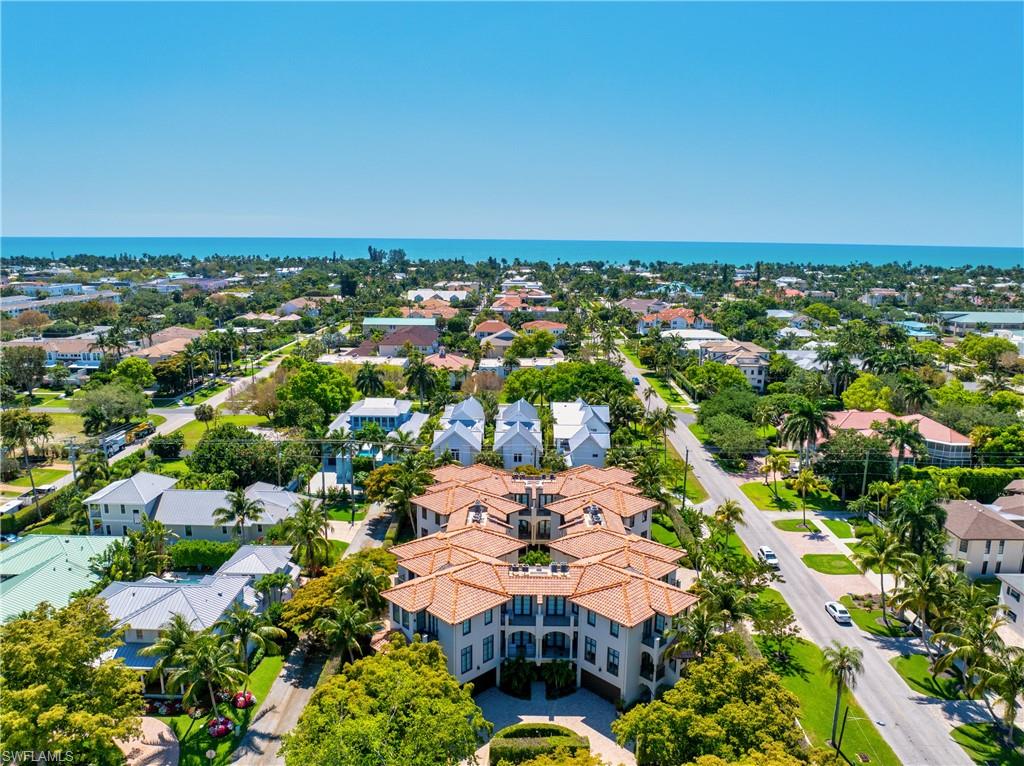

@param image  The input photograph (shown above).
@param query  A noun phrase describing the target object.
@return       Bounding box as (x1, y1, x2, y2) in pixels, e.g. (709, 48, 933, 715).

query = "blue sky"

(2, 2, 1021, 246)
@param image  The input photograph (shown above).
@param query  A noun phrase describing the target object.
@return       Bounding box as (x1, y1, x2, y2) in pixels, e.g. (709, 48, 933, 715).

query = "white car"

(825, 601, 852, 624)
(757, 546, 780, 569)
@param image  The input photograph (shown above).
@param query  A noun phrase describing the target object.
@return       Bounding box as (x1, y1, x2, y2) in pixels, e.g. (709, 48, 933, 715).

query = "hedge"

(169, 539, 240, 571)
(488, 723, 588, 766)
(0, 487, 73, 535)
(898, 466, 1024, 504)
(381, 514, 402, 550)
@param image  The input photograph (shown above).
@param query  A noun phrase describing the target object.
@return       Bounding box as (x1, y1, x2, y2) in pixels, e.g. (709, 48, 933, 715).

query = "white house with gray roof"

(85, 472, 178, 536)
(551, 399, 611, 468)
(494, 399, 543, 469)
(154, 484, 304, 542)
(215, 545, 301, 582)
(432, 397, 485, 466)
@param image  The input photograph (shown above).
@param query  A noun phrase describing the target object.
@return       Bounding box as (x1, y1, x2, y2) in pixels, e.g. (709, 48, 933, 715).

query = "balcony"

(508, 643, 537, 659)
(507, 613, 536, 627)
(542, 613, 571, 627)
(541, 644, 572, 660)
(641, 633, 668, 651)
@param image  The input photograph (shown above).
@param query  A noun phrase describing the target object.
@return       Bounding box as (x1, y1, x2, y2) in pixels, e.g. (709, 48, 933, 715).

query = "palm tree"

(255, 571, 293, 605)
(356, 362, 385, 396)
(663, 602, 723, 660)
(166, 632, 246, 717)
(632, 454, 667, 507)
(314, 601, 375, 664)
(387, 453, 433, 533)
(213, 489, 265, 542)
(341, 561, 392, 614)
(822, 642, 864, 745)
(867, 480, 902, 517)
(851, 528, 908, 627)
(873, 418, 926, 469)
(385, 429, 417, 460)
(647, 407, 677, 463)
(975, 647, 1024, 747)
(214, 602, 287, 691)
(896, 375, 933, 414)
(780, 400, 830, 467)
(284, 497, 330, 575)
(140, 613, 197, 688)
(695, 572, 759, 630)
(404, 353, 435, 405)
(713, 499, 744, 536)
(759, 453, 789, 498)
(791, 468, 828, 530)
(890, 482, 945, 556)
(892, 553, 945, 658)
(933, 604, 1006, 693)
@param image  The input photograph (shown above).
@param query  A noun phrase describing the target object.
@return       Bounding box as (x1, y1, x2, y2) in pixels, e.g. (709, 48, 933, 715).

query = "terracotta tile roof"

(430, 464, 504, 484)
(549, 528, 683, 564)
(521, 320, 567, 331)
(824, 410, 970, 446)
(474, 319, 512, 334)
(424, 352, 474, 371)
(411, 485, 525, 519)
(546, 487, 659, 521)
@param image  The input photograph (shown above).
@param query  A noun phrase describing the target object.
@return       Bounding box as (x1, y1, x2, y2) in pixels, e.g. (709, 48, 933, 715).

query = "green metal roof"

(0, 535, 123, 622)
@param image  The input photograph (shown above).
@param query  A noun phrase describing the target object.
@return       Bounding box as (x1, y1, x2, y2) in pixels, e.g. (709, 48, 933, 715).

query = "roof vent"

(549, 563, 558, 575)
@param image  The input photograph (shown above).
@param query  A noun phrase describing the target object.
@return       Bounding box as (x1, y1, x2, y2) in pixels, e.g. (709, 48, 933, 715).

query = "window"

(1009, 610, 1019, 623)
(122, 525, 128, 535)
(959, 539, 969, 553)
(584, 637, 596, 664)
(982, 561, 989, 575)
(999, 540, 1006, 554)
(461, 646, 473, 674)
(1008, 587, 1021, 602)
(257, 524, 263, 533)
(513, 595, 532, 616)
(221, 526, 228, 535)
(451, 449, 460, 462)
(610, 620, 619, 638)
(421, 507, 427, 520)
(184, 526, 193, 537)
(986, 540, 992, 554)
(462, 619, 472, 635)
(642, 510, 647, 522)
(103, 504, 109, 514)
(401, 609, 409, 629)
(135, 630, 144, 640)
(587, 610, 596, 626)
(120, 505, 126, 515)
(483, 636, 494, 663)
(997, 561, 1003, 574)
(607, 648, 619, 676)
(484, 609, 493, 625)
(434, 512, 441, 526)
(545, 596, 566, 616)
(392, 605, 400, 622)
(513, 453, 523, 464)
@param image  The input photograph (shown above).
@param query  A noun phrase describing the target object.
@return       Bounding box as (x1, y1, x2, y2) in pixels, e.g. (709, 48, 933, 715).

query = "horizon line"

(2, 234, 1021, 251)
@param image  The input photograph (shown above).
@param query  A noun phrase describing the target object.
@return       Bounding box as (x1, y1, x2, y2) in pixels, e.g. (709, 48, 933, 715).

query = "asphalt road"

(618, 350, 974, 766)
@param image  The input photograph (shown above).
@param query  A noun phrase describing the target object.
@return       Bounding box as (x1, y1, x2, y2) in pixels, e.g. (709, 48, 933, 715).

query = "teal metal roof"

(0, 535, 123, 622)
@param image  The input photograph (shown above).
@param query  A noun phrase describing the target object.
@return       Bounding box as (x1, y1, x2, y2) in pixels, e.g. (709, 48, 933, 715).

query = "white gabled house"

(551, 399, 611, 468)
(432, 397, 486, 466)
(494, 399, 543, 469)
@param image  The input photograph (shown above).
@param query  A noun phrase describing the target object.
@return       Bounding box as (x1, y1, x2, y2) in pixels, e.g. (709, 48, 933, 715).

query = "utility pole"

(276, 440, 283, 487)
(860, 449, 871, 497)
(65, 437, 79, 485)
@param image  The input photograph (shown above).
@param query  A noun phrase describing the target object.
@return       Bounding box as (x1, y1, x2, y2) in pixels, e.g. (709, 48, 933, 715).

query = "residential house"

(362, 317, 437, 336)
(944, 500, 1024, 579)
(1, 337, 105, 373)
(331, 398, 429, 481)
(432, 397, 485, 466)
(494, 399, 543, 469)
(819, 410, 971, 467)
(153, 483, 304, 542)
(424, 348, 475, 387)
(0, 291, 120, 317)
(474, 320, 512, 341)
(130, 337, 193, 365)
(401, 301, 459, 321)
(0, 535, 124, 621)
(214, 544, 302, 586)
(479, 328, 519, 359)
(377, 326, 440, 357)
(551, 399, 611, 468)
(85, 472, 178, 536)
(616, 298, 668, 315)
(859, 288, 902, 308)
(636, 308, 713, 335)
(149, 326, 204, 346)
(277, 297, 322, 317)
(407, 289, 468, 303)
(11, 282, 86, 297)
(939, 311, 1024, 335)
(521, 320, 568, 346)
(384, 487, 696, 702)
(699, 341, 770, 393)
(996, 573, 1024, 635)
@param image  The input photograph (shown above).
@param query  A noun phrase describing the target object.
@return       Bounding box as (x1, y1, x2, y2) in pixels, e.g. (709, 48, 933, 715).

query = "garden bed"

(488, 723, 589, 766)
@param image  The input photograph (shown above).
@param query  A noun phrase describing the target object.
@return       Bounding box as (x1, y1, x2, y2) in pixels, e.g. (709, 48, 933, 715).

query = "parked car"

(0, 533, 19, 543)
(757, 546, 780, 569)
(631, 376, 641, 385)
(825, 601, 852, 624)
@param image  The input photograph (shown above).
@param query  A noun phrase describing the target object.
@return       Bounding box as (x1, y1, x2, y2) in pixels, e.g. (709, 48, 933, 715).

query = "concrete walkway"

(229, 641, 327, 765)
(475, 684, 635, 766)
(116, 717, 179, 766)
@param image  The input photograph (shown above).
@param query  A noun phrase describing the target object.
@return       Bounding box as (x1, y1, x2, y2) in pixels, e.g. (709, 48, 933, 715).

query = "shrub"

(488, 723, 588, 766)
(169, 539, 240, 571)
(897, 466, 1024, 503)
(0, 487, 74, 534)
(149, 431, 186, 460)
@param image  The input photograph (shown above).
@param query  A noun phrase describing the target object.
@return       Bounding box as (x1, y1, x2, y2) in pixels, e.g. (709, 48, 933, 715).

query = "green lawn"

(757, 637, 900, 766)
(21, 518, 74, 535)
(756, 587, 792, 616)
(889, 652, 964, 700)
(727, 532, 751, 559)
(952, 722, 1024, 766)
(44, 413, 87, 439)
(839, 596, 907, 638)
(651, 522, 681, 548)
(156, 459, 190, 475)
(326, 504, 367, 522)
(688, 423, 709, 443)
(8, 468, 69, 487)
(665, 440, 708, 504)
(329, 539, 350, 562)
(801, 554, 859, 575)
(740, 481, 844, 513)
(172, 415, 270, 449)
(772, 518, 819, 533)
(157, 654, 284, 766)
(149, 413, 167, 427)
(820, 518, 855, 539)
(181, 381, 231, 406)
(645, 374, 689, 409)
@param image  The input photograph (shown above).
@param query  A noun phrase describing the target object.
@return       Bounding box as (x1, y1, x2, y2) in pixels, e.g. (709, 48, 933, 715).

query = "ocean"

(1, 237, 1021, 269)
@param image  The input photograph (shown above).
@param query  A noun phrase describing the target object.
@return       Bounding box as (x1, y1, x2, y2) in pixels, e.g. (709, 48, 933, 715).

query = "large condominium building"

(383, 466, 698, 703)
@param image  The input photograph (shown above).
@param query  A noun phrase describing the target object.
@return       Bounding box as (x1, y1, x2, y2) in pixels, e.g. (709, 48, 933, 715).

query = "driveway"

(475, 683, 635, 766)
(618, 349, 975, 766)
(116, 717, 179, 766)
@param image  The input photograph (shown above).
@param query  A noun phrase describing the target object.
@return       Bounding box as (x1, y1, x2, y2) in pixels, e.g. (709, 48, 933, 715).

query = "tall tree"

(873, 418, 926, 468)
(821, 642, 864, 746)
(213, 488, 266, 542)
(166, 632, 246, 717)
(284, 497, 331, 575)
(851, 528, 908, 627)
(214, 602, 287, 690)
(780, 399, 830, 467)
